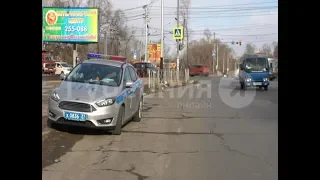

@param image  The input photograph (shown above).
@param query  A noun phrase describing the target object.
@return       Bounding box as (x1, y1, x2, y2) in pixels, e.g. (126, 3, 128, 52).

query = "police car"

(47, 53, 144, 135)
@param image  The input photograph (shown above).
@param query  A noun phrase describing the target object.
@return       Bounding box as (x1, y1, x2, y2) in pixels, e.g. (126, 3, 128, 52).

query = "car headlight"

(263, 78, 269, 81)
(245, 78, 252, 82)
(50, 91, 60, 102)
(96, 98, 115, 107)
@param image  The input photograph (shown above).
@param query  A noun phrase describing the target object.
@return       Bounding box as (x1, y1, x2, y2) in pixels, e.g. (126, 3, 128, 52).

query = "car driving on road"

(47, 55, 144, 135)
(189, 65, 209, 77)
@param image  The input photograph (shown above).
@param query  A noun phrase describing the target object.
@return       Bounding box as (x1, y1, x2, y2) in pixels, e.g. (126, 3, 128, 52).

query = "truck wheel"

(112, 106, 124, 135)
(264, 86, 268, 91)
(240, 83, 245, 90)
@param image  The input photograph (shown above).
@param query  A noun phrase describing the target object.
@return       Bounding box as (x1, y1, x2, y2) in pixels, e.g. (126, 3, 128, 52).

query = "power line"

(147, 12, 278, 19)
(216, 33, 278, 36)
(151, 1, 278, 9)
(189, 24, 277, 32)
(122, 5, 277, 16)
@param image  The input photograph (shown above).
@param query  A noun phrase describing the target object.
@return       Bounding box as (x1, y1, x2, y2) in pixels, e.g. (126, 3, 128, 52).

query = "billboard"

(42, 7, 99, 43)
(148, 43, 161, 65)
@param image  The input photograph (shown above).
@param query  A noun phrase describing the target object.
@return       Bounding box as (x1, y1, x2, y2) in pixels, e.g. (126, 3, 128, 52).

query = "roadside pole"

(73, 44, 77, 67)
(176, 0, 180, 82)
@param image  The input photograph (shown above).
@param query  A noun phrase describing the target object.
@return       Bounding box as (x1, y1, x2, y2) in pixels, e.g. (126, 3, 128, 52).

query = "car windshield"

(65, 62, 122, 87)
(245, 58, 268, 72)
(61, 64, 69, 67)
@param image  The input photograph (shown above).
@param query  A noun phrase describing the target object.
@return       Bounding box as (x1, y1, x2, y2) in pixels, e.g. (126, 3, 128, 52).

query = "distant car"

(189, 65, 209, 77)
(48, 58, 144, 135)
(55, 61, 72, 76)
(133, 62, 158, 77)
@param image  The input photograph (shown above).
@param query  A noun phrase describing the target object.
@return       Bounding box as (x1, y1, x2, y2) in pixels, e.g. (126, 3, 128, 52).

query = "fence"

(147, 68, 190, 90)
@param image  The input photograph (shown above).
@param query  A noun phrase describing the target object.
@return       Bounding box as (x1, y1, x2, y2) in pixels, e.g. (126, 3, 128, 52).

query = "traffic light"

(239, 40, 242, 46)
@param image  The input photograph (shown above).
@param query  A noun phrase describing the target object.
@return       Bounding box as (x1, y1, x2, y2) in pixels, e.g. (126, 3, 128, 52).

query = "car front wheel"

(112, 106, 124, 135)
(132, 98, 143, 122)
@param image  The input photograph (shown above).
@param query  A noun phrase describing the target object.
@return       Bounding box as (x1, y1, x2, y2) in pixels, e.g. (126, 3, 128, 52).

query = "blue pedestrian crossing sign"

(173, 26, 184, 40)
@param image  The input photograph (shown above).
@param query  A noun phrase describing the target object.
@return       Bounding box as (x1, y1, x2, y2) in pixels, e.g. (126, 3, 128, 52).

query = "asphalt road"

(43, 74, 61, 81)
(42, 76, 278, 180)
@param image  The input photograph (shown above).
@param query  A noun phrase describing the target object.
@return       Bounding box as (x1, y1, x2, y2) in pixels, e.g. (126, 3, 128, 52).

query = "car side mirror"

(125, 81, 134, 88)
(60, 73, 66, 80)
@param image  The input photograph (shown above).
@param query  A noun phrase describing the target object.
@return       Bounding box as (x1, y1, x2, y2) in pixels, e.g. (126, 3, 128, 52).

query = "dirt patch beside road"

(42, 128, 84, 169)
(42, 116, 48, 132)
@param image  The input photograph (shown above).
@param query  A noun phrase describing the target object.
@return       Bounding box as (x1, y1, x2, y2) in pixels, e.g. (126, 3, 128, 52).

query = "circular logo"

(218, 70, 256, 108)
(46, 10, 58, 25)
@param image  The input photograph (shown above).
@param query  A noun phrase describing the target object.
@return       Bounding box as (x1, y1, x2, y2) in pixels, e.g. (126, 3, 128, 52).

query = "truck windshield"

(245, 58, 268, 72)
(45, 64, 55, 68)
(65, 63, 122, 87)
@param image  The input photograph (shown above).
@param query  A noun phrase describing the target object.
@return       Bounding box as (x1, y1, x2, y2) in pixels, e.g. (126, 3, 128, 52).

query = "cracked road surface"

(42, 77, 278, 180)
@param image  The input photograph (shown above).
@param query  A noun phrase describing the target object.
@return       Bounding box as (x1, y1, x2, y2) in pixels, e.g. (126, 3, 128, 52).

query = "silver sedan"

(48, 59, 144, 135)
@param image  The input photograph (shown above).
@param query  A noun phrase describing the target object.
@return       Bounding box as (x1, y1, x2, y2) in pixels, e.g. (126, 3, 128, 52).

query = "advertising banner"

(43, 7, 99, 43)
(148, 43, 161, 66)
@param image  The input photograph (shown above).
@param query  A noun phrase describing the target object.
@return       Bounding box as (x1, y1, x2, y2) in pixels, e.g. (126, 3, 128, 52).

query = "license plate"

(64, 112, 88, 121)
(253, 82, 262, 86)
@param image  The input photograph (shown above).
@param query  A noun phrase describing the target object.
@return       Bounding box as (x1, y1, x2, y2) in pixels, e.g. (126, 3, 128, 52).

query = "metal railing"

(147, 68, 190, 89)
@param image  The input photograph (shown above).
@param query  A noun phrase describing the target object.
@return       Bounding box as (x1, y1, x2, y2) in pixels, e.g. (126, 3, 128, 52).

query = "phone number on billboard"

(65, 26, 88, 32)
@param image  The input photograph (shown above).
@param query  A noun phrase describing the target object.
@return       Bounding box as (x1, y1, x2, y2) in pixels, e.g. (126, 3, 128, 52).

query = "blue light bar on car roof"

(87, 53, 127, 62)
(87, 53, 104, 59)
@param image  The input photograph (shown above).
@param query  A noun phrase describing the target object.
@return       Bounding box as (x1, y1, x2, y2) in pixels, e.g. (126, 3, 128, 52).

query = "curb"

(43, 80, 62, 83)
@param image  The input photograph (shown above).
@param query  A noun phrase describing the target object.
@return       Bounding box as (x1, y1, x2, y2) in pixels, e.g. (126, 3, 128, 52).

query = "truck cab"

(239, 56, 270, 91)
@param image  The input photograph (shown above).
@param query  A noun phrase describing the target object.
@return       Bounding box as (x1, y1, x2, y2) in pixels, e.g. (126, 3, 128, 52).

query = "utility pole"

(223, 51, 225, 74)
(186, 18, 189, 69)
(176, 0, 180, 81)
(183, 18, 187, 69)
(212, 32, 215, 74)
(216, 42, 219, 73)
(104, 30, 108, 54)
(160, 0, 164, 67)
(227, 55, 229, 76)
(143, 5, 149, 62)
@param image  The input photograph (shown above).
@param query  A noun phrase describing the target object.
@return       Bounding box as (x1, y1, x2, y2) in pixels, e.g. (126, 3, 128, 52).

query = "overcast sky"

(110, 0, 278, 57)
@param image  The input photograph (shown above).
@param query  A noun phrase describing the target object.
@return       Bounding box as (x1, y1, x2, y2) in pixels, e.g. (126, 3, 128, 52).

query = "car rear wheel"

(112, 106, 124, 135)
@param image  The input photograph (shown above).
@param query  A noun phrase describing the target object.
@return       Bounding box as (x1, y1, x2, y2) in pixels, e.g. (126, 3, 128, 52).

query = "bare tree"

(180, 0, 191, 69)
(273, 42, 278, 59)
(245, 43, 256, 54)
(261, 43, 272, 57)
(203, 29, 212, 42)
